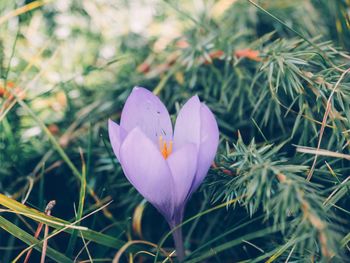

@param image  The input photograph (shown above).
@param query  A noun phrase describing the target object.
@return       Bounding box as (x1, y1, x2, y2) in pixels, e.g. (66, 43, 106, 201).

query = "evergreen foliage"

(0, 0, 349, 262)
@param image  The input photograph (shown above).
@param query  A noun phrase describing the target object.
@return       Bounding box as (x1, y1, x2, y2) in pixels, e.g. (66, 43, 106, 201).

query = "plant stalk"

(172, 224, 185, 262)
(169, 208, 185, 262)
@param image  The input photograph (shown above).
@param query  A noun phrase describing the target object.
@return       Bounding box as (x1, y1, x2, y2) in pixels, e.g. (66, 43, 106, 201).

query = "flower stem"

(171, 225, 185, 262)
(169, 208, 185, 262)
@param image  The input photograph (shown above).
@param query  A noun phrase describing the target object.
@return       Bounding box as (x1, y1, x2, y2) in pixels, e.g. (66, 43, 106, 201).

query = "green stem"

(169, 209, 185, 262)
(172, 224, 185, 262)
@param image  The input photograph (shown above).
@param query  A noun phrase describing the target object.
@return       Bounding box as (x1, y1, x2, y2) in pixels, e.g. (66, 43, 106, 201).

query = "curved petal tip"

(191, 103, 219, 192)
(120, 87, 173, 144)
(173, 95, 201, 150)
(108, 119, 123, 161)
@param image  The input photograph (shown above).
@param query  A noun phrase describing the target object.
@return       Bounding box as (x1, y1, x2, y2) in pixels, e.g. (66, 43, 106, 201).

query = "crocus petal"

(167, 143, 197, 208)
(173, 95, 201, 151)
(191, 104, 219, 192)
(108, 119, 127, 161)
(119, 127, 174, 220)
(173, 96, 219, 194)
(120, 87, 173, 144)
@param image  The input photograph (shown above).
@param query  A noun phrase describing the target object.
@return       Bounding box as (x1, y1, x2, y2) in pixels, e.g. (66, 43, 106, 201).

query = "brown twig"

(15, 201, 112, 262)
(23, 200, 56, 263)
(306, 68, 350, 181)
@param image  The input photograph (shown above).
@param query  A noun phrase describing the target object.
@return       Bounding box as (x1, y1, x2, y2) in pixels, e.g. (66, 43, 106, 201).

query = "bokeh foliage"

(0, 0, 350, 262)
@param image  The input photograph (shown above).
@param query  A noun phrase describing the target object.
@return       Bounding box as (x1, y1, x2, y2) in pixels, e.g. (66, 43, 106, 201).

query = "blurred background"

(1, 0, 350, 262)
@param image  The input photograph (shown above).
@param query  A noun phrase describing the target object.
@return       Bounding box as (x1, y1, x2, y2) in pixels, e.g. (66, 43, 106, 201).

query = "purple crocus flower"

(108, 87, 219, 261)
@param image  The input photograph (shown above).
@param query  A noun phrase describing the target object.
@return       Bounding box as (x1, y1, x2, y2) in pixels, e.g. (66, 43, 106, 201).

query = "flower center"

(159, 136, 173, 159)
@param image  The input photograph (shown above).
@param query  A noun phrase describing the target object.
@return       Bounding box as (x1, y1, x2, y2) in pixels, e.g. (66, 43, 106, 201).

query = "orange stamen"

(158, 136, 173, 159)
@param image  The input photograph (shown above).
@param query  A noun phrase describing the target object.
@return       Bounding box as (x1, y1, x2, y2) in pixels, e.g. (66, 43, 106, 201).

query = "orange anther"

(159, 136, 172, 159)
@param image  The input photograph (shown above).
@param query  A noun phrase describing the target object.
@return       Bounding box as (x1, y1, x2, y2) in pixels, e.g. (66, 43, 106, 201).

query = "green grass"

(1, 0, 350, 262)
